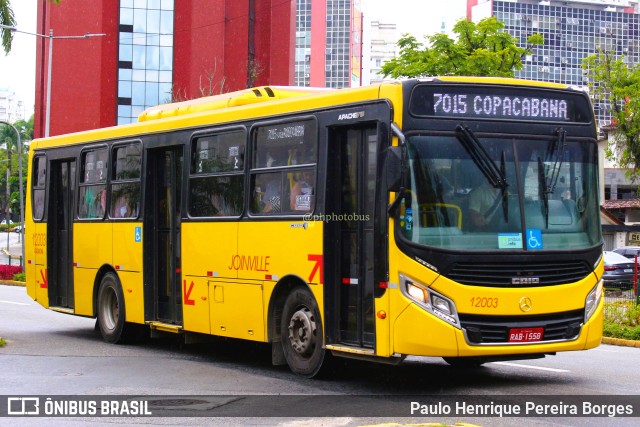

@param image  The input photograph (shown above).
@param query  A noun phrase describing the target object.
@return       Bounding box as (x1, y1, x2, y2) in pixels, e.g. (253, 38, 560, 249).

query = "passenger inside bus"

(468, 180, 501, 230)
(261, 176, 281, 213)
(290, 169, 314, 211)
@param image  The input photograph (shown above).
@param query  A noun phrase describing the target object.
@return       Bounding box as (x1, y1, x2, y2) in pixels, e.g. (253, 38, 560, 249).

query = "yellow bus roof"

(138, 86, 335, 122)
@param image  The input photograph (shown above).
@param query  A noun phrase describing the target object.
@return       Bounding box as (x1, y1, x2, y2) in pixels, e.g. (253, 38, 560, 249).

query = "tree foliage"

(582, 48, 640, 182)
(0, 0, 16, 54)
(0, 116, 31, 220)
(381, 17, 543, 79)
(1, 0, 61, 54)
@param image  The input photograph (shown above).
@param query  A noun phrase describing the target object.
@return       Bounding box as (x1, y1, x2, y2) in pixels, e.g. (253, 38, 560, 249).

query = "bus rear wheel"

(280, 287, 325, 377)
(97, 272, 126, 344)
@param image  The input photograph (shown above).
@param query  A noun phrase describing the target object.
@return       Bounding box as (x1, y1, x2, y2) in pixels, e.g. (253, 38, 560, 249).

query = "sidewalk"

(0, 230, 24, 266)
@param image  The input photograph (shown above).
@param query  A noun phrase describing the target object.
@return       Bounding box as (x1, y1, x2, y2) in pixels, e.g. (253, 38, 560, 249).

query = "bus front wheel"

(97, 273, 126, 344)
(280, 287, 325, 377)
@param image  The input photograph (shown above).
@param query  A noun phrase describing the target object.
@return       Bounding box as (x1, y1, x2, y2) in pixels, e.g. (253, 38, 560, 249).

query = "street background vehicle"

(603, 251, 636, 290)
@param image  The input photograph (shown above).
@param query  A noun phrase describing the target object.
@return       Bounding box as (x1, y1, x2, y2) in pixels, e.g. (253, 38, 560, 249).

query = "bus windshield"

(398, 131, 601, 251)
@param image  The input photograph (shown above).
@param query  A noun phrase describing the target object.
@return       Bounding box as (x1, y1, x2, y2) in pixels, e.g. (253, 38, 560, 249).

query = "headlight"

(407, 282, 428, 303)
(402, 274, 460, 328)
(584, 279, 603, 323)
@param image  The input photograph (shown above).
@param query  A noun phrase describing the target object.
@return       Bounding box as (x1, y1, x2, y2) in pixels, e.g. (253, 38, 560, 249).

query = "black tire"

(97, 272, 127, 343)
(280, 287, 325, 377)
(443, 357, 485, 368)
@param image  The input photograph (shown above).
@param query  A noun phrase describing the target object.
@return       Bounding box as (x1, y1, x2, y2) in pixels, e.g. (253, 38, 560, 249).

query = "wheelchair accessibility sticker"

(526, 228, 543, 250)
(135, 226, 142, 243)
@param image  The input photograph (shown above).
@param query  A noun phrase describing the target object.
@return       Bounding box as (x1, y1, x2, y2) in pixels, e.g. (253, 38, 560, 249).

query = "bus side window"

(251, 119, 317, 215)
(110, 143, 141, 219)
(188, 130, 245, 217)
(79, 148, 108, 219)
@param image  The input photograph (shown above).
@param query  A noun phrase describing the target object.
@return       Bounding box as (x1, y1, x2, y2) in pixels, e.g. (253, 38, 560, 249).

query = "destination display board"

(410, 85, 593, 123)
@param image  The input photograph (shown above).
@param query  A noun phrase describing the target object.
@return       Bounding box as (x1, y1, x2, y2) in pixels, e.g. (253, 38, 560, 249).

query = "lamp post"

(0, 121, 23, 263)
(0, 24, 106, 137)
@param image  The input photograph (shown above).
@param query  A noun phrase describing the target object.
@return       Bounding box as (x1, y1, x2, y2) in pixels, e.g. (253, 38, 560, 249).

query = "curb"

(602, 336, 640, 348)
(0, 280, 25, 287)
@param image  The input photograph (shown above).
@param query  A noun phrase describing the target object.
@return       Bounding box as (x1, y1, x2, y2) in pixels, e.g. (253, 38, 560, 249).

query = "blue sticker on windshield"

(526, 229, 543, 250)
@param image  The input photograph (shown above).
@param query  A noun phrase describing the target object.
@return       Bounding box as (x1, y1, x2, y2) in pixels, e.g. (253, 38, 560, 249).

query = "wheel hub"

(288, 307, 316, 355)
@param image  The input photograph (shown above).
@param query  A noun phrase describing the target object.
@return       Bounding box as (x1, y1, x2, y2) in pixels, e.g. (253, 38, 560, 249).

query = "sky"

(0, 0, 38, 119)
(0, 0, 467, 120)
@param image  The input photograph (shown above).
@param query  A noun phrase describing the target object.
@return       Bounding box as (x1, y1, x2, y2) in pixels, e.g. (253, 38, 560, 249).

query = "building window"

(117, 0, 174, 124)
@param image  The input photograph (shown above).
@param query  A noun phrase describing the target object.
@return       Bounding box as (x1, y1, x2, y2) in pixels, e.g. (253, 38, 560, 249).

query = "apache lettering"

(338, 111, 365, 120)
(228, 254, 271, 272)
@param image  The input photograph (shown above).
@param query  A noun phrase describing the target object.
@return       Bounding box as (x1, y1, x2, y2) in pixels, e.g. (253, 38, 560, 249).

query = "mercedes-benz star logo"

(519, 296, 532, 312)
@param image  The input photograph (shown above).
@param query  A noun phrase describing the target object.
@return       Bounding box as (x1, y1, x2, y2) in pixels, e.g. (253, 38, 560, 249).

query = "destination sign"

(410, 85, 592, 123)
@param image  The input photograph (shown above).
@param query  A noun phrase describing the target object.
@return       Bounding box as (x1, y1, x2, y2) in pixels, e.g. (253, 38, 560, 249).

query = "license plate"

(624, 269, 633, 273)
(508, 327, 544, 343)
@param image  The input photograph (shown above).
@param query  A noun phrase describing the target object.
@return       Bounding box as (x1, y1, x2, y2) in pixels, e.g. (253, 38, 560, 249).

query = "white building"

(0, 87, 25, 122)
(362, 20, 398, 86)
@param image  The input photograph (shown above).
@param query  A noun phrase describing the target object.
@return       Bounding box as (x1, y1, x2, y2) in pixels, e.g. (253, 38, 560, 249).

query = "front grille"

(459, 310, 584, 344)
(447, 260, 591, 287)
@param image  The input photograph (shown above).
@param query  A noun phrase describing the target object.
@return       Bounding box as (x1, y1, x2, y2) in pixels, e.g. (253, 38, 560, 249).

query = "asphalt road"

(1, 284, 639, 427)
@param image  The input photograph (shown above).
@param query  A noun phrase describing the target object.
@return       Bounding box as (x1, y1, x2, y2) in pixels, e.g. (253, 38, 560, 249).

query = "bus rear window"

(32, 155, 46, 220)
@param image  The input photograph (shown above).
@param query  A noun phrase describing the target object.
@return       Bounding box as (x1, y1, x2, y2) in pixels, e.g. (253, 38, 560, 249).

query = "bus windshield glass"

(398, 132, 601, 251)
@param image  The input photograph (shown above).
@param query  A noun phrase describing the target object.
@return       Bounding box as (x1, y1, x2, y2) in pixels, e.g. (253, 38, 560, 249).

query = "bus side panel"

(209, 280, 265, 341)
(182, 222, 238, 334)
(237, 221, 324, 337)
(113, 222, 144, 324)
(118, 271, 145, 324)
(182, 277, 210, 334)
(74, 223, 113, 269)
(24, 219, 39, 300)
(73, 223, 113, 315)
(73, 268, 97, 316)
(33, 222, 49, 307)
(182, 222, 239, 280)
(113, 223, 143, 272)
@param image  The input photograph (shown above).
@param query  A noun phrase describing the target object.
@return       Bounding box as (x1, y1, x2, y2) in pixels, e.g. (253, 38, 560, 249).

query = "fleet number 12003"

(470, 297, 499, 308)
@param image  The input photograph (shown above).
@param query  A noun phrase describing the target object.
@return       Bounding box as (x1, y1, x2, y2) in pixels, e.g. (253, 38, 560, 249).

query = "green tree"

(381, 17, 543, 79)
(0, 116, 31, 221)
(582, 48, 640, 182)
(1, 0, 61, 53)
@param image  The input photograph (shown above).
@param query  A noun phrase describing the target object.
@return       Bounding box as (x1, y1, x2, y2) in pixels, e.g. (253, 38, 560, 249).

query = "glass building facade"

(492, 0, 640, 128)
(117, 0, 175, 125)
(295, 0, 355, 88)
(295, 0, 312, 87)
(325, 0, 352, 88)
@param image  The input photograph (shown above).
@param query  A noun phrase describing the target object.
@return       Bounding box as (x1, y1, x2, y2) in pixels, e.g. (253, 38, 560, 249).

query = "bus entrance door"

(145, 147, 183, 326)
(47, 159, 76, 309)
(326, 125, 378, 349)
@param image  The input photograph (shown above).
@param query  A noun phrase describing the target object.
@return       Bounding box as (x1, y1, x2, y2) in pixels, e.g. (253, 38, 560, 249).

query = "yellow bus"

(25, 78, 604, 377)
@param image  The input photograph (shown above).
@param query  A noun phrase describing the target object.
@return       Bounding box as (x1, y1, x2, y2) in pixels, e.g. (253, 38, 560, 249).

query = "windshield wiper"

(538, 128, 567, 228)
(456, 124, 508, 189)
(545, 127, 566, 194)
(538, 157, 549, 228)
